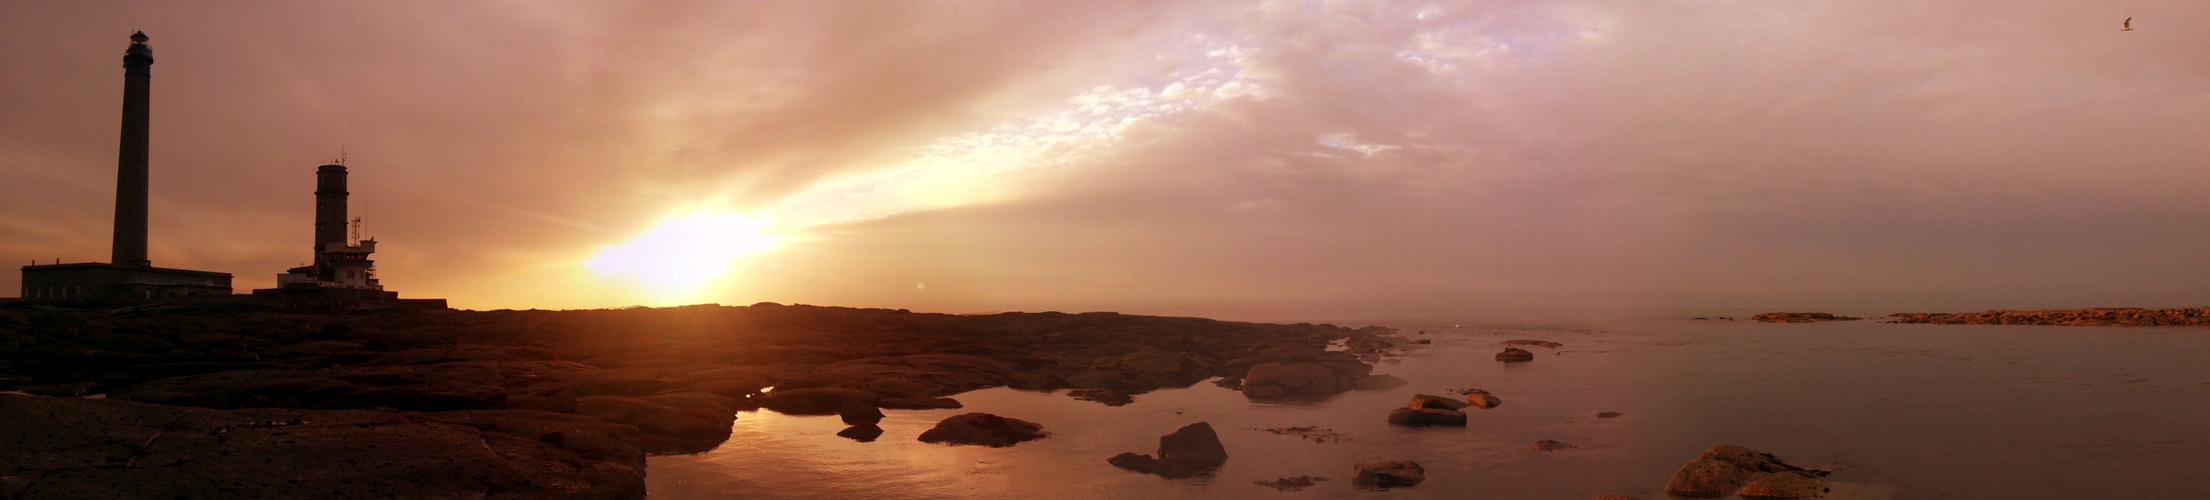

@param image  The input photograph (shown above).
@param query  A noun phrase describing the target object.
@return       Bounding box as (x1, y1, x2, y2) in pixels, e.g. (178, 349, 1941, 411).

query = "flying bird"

(2122, 17, 2133, 31)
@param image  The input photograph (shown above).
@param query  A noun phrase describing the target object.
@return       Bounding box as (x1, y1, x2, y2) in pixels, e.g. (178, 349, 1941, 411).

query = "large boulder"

(1107, 422, 1229, 478)
(1663, 444, 1828, 498)
(1495, 347, 1535, 361)
(1350, 460, 1425, 487)
(917, 413, 1048, 447)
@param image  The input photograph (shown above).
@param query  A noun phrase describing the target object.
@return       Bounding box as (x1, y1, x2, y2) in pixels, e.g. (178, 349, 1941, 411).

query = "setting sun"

(585, 213, 781, 297)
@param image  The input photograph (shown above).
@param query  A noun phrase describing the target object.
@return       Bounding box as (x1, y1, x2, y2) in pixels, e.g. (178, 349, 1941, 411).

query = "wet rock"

(1407, 394, 1469, 410)
(836, 424, 885, 442)
(1502, 339, 1563, 348)
(1530, 439, 1575, 451)
(1253, 476, 1328, 491)
(1495, 347, 1535, 362)
(839, 400, 885, 425)
(917, 413, 1048, 447)
(1107, 422, 1229, 478)
(1387, 407, 1467, 426)
(1663, 444, 1828, 498)
(757, 388, 879, 415)
(1350, 460, 1425, 488)
(1465, 391, 1501, 409)
(1597, 411, 1623, 418)
(877, 396, 962, 410)
(0, 393, 645, 499)
(1068, 388, 1134, 407)
(1352, 374, 1409, 391)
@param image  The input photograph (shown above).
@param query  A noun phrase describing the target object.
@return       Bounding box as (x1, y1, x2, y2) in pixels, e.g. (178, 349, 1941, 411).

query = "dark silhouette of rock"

(576, 392, 734, 452)
(1663, 444, 1829, 498)
(1530, 439, 1574, 451)
(1496, 347, 1535, 362)
(1407, 394, 1469, 410)
(1597, 411, 1623, 418)
(1501, 339, 1563, 348)
(839, 400, 885, 425)
(758, 388, 880, 415)
(0, 393, 645, 499)
(1108, 422, 1231, 478)
(1068, 388, 1134, 406)
(836, 424, 884, 442)
(917, 413, 1048, 447)
(877, 396, 962, 410)
(1253, 476, 1328, 491)
(1350, 460, 1425, 487)
(1387, 407, 1467, 426)
(1751, 312, 1862, 323)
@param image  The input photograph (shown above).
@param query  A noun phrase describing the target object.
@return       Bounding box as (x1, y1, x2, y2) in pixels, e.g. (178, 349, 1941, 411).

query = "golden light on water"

(585, 213, 781, 299)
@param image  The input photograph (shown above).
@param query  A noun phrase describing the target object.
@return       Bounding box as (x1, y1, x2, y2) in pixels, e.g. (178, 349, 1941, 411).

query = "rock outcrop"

(916, 413, 1048, 447)
(1501, 339, 1563, 348)
(837, 400, 884, 425)
(1106, 422, 1230, 478)
(1350, 460, 1425, 487)
(1495, 347, 1535, 362)
(1068, 388, 1134, 406)
(1663, 444, 1829, 498)
(0, 393, 645, 499)
(1530, 439, 1574, 451)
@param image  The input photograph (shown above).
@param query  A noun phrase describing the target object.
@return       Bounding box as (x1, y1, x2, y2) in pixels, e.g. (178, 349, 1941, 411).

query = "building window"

(347, 270, 357, 279)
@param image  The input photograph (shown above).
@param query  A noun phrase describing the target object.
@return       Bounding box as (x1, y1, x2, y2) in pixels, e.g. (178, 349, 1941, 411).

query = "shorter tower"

(273, 162, 386, 294)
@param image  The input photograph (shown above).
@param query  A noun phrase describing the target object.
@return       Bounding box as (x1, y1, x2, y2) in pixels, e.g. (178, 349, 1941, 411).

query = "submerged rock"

(1530, 439, 1575, 452)
(1253, 476, 1328, 491)
(1240, 363, 1342, 399)
(1501, 339, 1563, 348)
(917, 413, 1048, 447)
(1495, 348, 1535, 362)
(1350, 460, 1425, 487)
(1663, 444, 1829, 498)
(1109, 422, 1230, 478)
(1596, 411, 1623, 418)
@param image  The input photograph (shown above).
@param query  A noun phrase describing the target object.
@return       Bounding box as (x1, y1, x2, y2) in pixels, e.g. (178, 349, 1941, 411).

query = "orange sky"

(5, 1, 2209, 321)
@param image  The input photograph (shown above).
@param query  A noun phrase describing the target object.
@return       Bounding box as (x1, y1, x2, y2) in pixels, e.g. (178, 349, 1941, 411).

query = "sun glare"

(585, 213, 781, 297)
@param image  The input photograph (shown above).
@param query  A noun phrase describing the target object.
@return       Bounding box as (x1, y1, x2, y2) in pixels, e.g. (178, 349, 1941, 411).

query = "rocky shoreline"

(0, 302, 1369, 498)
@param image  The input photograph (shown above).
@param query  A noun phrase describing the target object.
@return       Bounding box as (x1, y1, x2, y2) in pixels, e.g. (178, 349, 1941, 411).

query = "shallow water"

(647, 320, 2210, 498)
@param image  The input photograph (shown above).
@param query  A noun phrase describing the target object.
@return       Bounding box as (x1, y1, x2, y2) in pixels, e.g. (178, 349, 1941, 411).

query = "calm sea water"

(646, 320, 2210, 499)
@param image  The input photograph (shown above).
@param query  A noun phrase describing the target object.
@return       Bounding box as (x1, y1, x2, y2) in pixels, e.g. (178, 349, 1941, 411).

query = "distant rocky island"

(1750, 312, 1863, 323)
(1887, 307, 2210, 326)
(0, 302, 1390, 498)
